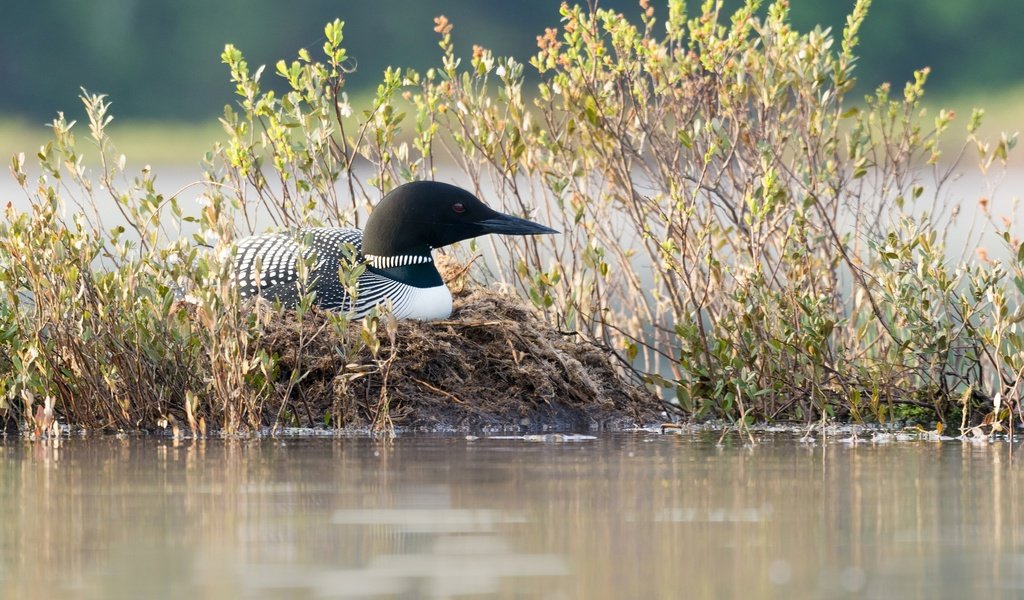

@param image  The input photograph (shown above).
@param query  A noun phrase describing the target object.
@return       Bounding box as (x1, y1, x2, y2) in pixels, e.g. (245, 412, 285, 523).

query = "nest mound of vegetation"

(259, 286, 662, 431)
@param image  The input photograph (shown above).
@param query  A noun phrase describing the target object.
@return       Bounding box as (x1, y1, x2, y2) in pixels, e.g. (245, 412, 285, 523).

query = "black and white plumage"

(236, 228, 401, 313)
(233, 181, 557, 320)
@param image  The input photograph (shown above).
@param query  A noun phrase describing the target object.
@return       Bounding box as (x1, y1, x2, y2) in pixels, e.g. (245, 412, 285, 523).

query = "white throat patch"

(389, 284, 453, 321)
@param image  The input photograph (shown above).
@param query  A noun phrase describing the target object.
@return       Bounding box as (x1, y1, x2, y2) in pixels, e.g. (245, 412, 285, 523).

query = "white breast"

(390, 284, 453, 321)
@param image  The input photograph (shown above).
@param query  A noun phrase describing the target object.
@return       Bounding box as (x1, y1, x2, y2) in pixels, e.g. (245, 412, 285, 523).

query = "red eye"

(452, 202, 466, 214)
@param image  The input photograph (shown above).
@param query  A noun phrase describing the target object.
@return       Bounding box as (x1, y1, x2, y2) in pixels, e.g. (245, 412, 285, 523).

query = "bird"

(233, 181, 558, 320)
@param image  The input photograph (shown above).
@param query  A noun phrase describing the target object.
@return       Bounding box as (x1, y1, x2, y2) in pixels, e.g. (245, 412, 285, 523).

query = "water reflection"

(1, 434, 1023, 598)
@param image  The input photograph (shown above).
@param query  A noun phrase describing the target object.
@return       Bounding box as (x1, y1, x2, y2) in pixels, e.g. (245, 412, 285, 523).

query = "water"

(2, 433, 1023, 599)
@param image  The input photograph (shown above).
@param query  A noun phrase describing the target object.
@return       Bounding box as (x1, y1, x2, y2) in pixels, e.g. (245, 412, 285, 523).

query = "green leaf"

(583, 95, 600, 126)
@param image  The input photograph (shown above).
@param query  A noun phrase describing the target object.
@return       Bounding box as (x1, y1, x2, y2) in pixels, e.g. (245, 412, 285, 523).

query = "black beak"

(477, 212, 559, 236)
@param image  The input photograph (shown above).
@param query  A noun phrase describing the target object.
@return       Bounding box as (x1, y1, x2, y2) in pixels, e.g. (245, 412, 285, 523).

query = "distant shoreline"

(2, 85, 1021, 168)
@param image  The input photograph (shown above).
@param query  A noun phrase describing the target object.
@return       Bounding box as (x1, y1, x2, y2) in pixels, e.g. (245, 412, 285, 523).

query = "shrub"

(390, 0, 1021, 428)
(0, 1, 1019, 434)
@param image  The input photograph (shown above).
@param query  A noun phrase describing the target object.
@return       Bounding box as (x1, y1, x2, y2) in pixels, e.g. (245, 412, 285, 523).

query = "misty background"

(1, 0, 1022, 124)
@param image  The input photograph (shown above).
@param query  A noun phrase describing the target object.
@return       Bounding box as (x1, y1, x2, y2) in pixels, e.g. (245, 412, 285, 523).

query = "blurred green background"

(1, 0, 1021, 161)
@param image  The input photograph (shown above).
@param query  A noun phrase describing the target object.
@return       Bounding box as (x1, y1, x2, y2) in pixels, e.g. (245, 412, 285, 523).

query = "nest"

(258, 284, 662, 432)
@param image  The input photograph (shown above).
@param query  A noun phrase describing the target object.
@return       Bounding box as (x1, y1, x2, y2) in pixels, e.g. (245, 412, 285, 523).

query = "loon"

(233, 181, 557, 320)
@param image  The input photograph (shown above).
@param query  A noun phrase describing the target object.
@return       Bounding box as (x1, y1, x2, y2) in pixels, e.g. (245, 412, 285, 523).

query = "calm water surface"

(1, 432, 1023, 599)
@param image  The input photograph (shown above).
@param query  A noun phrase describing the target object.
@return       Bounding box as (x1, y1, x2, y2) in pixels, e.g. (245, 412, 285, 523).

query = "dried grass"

(259, 285, 662, 431)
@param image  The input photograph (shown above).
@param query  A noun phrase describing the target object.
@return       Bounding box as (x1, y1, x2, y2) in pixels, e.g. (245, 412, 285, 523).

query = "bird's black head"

(362, 181, 558, 257)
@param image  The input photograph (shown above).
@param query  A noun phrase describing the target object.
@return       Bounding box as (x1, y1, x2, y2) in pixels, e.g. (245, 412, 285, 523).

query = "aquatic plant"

(0, 1, 1019, 434)
(403, 0, 1021, 430)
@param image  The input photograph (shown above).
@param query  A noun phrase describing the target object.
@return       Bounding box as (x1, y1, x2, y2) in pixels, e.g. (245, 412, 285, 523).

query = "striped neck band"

(364, 253, 434, 269)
